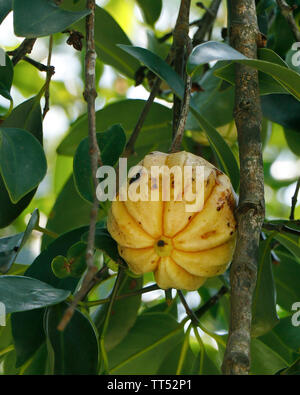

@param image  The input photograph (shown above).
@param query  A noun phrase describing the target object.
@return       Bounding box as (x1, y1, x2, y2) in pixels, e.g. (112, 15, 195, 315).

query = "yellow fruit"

(107, 151, 237, 291)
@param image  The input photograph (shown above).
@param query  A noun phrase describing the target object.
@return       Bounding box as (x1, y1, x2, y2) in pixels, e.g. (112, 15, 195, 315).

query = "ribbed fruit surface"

(108, 151, 237, 290)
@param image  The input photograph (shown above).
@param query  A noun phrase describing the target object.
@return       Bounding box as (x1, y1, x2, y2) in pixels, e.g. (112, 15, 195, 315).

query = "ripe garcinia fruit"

(107, 151, 237, 291)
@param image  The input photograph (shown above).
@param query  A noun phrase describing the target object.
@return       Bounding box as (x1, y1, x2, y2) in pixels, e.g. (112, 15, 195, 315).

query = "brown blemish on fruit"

(201, 230, 216, 239)
(157, 240, 165, 247)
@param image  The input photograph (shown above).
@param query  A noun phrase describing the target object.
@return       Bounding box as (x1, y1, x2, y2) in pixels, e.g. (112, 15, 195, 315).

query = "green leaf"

(250, 338, 289, 375)
(118, 45, 240, 190)
(81, 226, 123, 265)
(57, 99, 172, 160)
(279, 357, 300, 375)
(45, 303, 99, 375)
(0, 127, 47, 203)
(0, 275, 70, 313)
(0, 0, 12, 24)
(187, 41, 300, 101)
(273, 250, 300, 311)
(51, 256, 70, 279)
(11, 227, 88, 367)
(41, 176, 94, 250)
(108, 312, 184, 374)
(13, 0, 90, 37)
(265, 221, 300, 259)
(251, 238, 279, 337)
(93, 273, 142, 351)
(0, 209, 39, 273)
(284, 128, 300, 156)
(67, 4, 140, 78)
(136, 0, 162, 26)
(0, 53, 13, 103)
(261, 94, 300, 132)
(73, 124, 126, 203)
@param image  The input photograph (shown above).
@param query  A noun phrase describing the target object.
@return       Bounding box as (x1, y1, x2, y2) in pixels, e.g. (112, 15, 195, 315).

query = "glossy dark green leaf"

(93, 273, 142, 351)
(0, 209, 39, 273)
(0, 0, 12, 24)
(0, 233, 24, 274)
(41, 176, 94, 250)
(13, 0, 90, 37)
(11, 227, 88, 367)
(45, 303, 99, 375)
(0, 275, 70, 313)
(265, 221, 300, 259)
(57, 99, 172, 160)
(0, 127, 47, 203)
(250, 338, 289, 375)
(118, 45, 240, 190)
(81, 226, 122, 265)
(251, 238, 279, 337)
(136, 0, 162, 26)
(108, 312, 184, 374)
(0, 96, 43, 228)
(0, 54, 13, 103)
(272, 250, 300, 311)
(261, 94, 300, 132)
(22, 343, 48, 375)
(73, 124, 126, 203)
(187, 41, 300, 101)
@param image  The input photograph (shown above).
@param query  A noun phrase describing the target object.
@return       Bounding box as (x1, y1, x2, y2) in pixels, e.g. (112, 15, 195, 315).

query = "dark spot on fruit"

(230, 231, 234, 235)
(157, 240, 165, 247)
(227, 222, 230, 227)
(129, 172, 141, 184)
(188, 216, 192, 220)
(201, 230, 216, 239)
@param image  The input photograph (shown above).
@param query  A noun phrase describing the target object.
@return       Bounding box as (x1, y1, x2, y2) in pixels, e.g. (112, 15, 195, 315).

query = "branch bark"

(57, 0, 102, 331)
(276, 0, 300, 42)
(222, 0, 265, 375)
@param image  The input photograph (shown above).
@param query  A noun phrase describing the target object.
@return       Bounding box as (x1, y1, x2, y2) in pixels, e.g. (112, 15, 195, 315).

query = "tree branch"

(290, 177, 300, 220)
(9, 38, 37, 66)
(193, 0, 222, 46)
(57, 0, 102, 331)
(172, 0, 191, 138)
(222, 0, 265, 375)
(276, 0, 300, 42)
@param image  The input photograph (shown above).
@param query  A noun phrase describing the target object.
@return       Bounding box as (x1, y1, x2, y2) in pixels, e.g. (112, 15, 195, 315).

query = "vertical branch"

(57, 0, 102, 331)
(276, 0, 300, 42)
(290, 177, 300, 220)
(43, 35, 54, 119)
(222, 0, 265, 375)
(172, 0, 191, 138)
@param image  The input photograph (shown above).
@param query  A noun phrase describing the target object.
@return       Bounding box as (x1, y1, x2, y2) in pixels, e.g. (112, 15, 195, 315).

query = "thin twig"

(276, 0, 300, 42)
(263, 222, 300, 236)
(10, 38, 37, 66)
(194, 286, 228, 318)
(178, 290, 199, 326)
(43, 35, 54, 119)
(222, 0, 265, 375)
(57, 0, 101, 331)
(158, 18, 202, 43)
(290, 177, 300, 220)
(193, 0, 222, 46)
(172, 0, 191, 138)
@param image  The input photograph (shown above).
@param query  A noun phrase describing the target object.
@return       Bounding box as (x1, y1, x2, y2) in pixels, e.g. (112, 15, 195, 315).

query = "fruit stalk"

(222, 0, 265, 375)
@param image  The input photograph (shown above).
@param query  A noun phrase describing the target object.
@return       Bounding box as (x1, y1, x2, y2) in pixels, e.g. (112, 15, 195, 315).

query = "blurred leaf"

(0, 127, 47, 203)
(136, 0, 162, 26)
(11, 227, 88, 367)
(264, 220, 300, 259)
(0, 275, 70, 313)
(284, 128, 300, 155)
(0, 96, 43, 228)
(93, 273, 142, 352)
(57, 99, 172, 162)
(108, 312, 184, 374)
(73, 124, 126, 203)
(0, 54, 13, 102)
(41, 176, 94, 250)
(45, 303, 99, 374)
(22, 343, 48, 375)
(118, 45, 240, 190)
(187, 41, 300, 101)
(13, 0, 90, 37)
(252, 238, 279, 337)
(0, 0, 12, 24)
